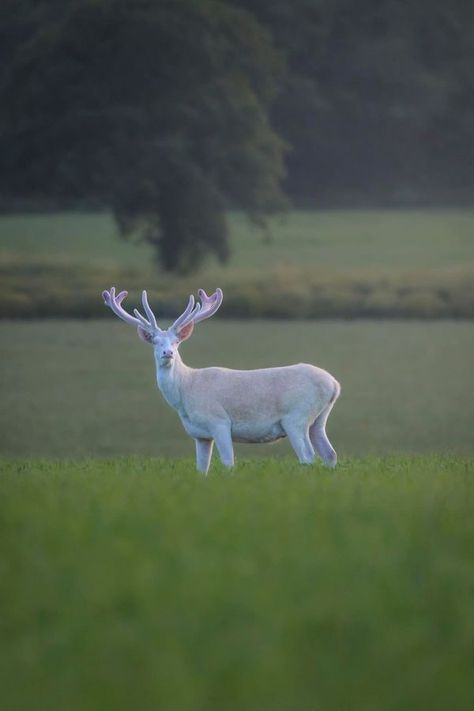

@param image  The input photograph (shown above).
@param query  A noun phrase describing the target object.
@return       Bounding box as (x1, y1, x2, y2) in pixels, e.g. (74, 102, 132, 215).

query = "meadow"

(1, 455, 473, 711)
(0, 319, 473, 459)
(1, 208, 473, 709)
(1, 208, 473, 318)
(2, 208, 474, 270)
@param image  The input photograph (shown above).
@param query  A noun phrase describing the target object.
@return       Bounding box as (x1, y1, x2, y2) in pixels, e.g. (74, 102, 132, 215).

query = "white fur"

(151, 338, 340, 474)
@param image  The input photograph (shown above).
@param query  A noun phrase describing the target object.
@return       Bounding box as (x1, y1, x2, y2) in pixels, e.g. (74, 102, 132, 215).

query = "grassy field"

(2, 210, 472, 709)
(1, 456, 473, 711)
(0, 319, 473, 459)
(2, 208, 474, 271)
(1, 209, 473, 318)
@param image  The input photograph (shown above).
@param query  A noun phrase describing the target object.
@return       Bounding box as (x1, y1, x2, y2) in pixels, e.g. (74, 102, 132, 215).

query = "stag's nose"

(162, 349, 173, 359)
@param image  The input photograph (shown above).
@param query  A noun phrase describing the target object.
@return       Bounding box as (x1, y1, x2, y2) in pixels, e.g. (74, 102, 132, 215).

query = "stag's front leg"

(210, 423, 235, 469)
(195, 438, 214, 475)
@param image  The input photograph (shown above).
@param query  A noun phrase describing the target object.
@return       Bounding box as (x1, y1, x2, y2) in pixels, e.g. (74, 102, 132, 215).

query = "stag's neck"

(154, 351, 191, 412)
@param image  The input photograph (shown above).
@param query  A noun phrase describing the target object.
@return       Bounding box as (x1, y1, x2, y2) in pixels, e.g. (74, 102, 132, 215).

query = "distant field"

(1, 456, 473, 710)
(1, 208, 474, 271)
(1, 320, 472, 458)
(1, 209, 473, 318)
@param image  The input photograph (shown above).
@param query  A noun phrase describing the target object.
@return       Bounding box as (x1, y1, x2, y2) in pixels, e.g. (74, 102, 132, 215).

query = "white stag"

(102, 287, 340, 473)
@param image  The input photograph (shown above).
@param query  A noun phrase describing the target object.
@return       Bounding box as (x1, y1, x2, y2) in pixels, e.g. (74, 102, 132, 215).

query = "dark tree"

(0, 0, 287, 271)
(233, 0, 474, 203)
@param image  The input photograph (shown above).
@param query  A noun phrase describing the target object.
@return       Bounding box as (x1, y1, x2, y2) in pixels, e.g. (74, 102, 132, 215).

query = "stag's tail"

(310, 378, 340, 467)
(329, 378, 341, 405)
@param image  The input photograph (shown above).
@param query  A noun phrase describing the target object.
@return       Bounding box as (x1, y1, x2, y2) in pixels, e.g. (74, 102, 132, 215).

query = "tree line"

(1, 0, 473, 271)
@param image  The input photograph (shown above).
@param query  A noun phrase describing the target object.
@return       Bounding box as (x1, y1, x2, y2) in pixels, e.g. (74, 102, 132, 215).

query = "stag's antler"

(102, 287, 162, 334)
(170, 288, 223, 332)
(194, 288, 223, 324)
(170, 294, 202, 332)
(103, 286, 222, 334)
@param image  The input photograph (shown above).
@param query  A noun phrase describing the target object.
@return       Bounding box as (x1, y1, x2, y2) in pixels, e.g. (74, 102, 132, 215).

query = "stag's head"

(102, 287, 223, 367)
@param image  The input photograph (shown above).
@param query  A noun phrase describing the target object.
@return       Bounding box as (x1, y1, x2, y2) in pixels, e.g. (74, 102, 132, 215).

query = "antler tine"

(133, 308, 152, 328)
(171, 294, 201, 332)
(193, 288, 223, 323)
(102, 287, 155, 331)
(142, 290, 159, 330)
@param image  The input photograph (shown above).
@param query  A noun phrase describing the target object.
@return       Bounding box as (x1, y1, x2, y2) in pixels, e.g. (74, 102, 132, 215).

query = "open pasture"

(1, 455, 473, 710)
(0, 319, 472, 459)
(1, 211, 473, 709)
(1, 208, 474, 272)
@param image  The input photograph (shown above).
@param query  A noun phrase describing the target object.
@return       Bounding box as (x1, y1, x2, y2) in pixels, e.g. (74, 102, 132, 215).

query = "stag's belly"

(180, 414, 286, 444)
(231, 421, 286, 444)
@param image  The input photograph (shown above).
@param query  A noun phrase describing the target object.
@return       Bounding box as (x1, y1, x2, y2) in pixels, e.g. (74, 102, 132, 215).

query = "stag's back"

(184, 363, 338, 423)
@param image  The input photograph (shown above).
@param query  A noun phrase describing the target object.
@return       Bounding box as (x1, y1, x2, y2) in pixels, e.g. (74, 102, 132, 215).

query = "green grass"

(1, 455, 473, 711)
(0, 211, 155, 267)
(2, 211, 472, 708)
(1, 209, 473, 318)
(1, 320, 473, 458)
(2, 208, 474, 271)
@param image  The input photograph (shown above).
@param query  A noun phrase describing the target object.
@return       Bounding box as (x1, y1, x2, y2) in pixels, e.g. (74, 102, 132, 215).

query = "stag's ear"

(137, 327, 154, 344)
(176, 321, 194, 342)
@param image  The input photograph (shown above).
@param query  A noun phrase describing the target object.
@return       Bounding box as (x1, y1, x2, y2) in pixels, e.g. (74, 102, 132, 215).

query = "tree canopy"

(234, 0, 474, 201)
(0, 0, 286, 271)
(1, 0, 473, 270)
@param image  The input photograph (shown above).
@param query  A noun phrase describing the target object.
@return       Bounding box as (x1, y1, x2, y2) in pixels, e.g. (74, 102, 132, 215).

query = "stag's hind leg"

(282, 417, 315, 465)
(309, 389, 339, 468)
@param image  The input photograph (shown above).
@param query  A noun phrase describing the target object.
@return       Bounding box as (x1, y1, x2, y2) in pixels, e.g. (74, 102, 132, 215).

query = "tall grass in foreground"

(1, 456, 473, 711)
